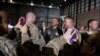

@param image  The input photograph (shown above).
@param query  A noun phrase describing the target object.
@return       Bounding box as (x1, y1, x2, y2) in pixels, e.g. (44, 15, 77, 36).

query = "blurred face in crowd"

(0, 11, 8, 20)
(51, 18, 58, 27)
(64, 18, 74, 28)
(80, 26, 84, 30)
(89, 21, 98, 30)
(26, 12, 36, 23)
(0, 11, 8, 32)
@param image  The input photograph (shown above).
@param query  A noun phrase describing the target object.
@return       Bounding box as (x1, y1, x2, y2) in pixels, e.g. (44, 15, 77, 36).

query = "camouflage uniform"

(86, 28, 100, 35)
(21, 23, 46, 46)
(79, 29, 86, 33)
(0, 34, 17, 56)
(46, 30, 81, 56)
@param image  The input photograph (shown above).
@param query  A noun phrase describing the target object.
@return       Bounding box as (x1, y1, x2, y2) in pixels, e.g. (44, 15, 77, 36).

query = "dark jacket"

(45, 27, 63, 43)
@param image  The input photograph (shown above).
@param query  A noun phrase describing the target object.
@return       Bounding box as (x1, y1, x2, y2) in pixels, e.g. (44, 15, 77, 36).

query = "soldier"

(15, 11, 46, 46)
(86, 19, 99, 35)
(46, 16, 81, 56)
(0, 10, 17, 56)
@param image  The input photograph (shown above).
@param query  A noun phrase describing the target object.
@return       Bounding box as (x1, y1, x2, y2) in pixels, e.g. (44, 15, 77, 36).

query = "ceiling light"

(10, 0, 13, 3)
(48, 5, 52, 8)
(30, 1, 34, 6)
(64, 0, 66, 2)
(9, 0, 15, 3)
(30, 3, 34, 6)
(48, 3, 53, 8)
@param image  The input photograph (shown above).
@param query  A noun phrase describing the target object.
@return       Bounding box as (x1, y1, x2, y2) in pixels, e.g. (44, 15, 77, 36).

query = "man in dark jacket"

(45, 17, 63, 43)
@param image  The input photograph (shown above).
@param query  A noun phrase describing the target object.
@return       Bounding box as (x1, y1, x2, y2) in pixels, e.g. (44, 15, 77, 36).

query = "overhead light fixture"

(30, 3, 34, 6)
(10, 0, 13, 3)
(9, 0, 15, 3)
(64, 0, 66, 2)
(30, 1, 34, 6)
(48, 5, 52, 8)
(48, 3, 53, 8)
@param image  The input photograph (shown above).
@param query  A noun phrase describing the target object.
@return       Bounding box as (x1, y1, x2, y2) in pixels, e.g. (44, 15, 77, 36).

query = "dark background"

(0, 2, 60, 27)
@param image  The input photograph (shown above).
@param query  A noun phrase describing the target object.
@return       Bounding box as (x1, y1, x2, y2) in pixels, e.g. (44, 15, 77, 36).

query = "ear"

(89, 23, 91, 27)
(89, 47, 95, 54)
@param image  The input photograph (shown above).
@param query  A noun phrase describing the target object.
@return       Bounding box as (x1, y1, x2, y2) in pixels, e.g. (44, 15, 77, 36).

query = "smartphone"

(20, 17, 26, 26)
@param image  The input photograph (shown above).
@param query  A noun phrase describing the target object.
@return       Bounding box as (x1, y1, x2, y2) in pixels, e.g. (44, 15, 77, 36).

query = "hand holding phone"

(20, 17, 26, 26)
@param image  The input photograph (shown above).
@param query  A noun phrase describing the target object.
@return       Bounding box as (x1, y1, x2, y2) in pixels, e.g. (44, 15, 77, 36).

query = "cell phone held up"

(20, 17, 26, 26)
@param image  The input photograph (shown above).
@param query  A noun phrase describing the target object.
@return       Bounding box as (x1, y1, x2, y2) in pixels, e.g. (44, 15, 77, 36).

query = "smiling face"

(0, 11, 8, 33)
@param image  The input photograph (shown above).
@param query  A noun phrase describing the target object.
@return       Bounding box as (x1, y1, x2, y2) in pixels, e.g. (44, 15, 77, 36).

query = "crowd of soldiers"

(0, 10, 100, 56)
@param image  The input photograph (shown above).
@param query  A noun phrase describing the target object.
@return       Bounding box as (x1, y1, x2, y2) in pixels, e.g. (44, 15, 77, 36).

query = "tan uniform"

(21, 23, 46, 46)
(79, 29, 86, 33)
(86, 29, 100, 35)
(0, 34, 17, 56)
(46, 30, 81, 56)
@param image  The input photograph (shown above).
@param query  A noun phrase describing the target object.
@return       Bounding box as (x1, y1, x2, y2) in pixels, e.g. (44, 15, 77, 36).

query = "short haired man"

(46, 16, 81, 56)
(87, 19, 99, 35)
